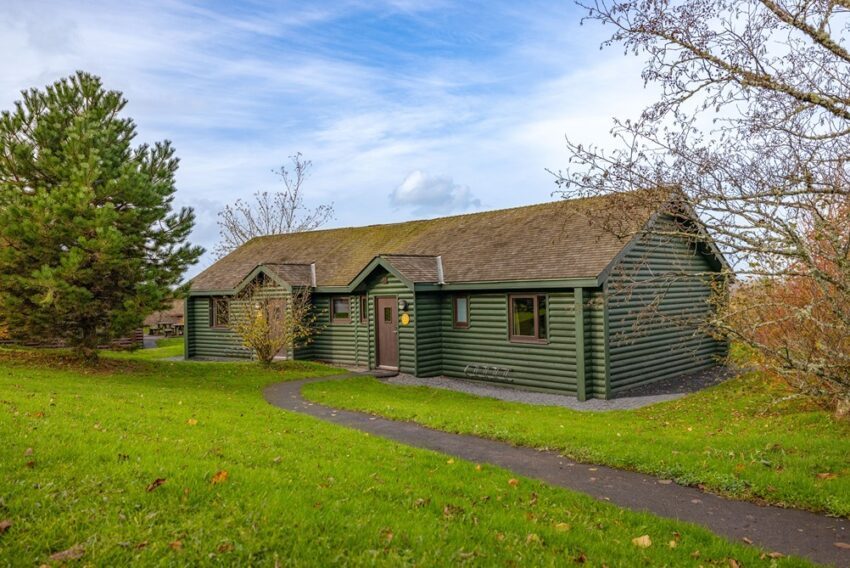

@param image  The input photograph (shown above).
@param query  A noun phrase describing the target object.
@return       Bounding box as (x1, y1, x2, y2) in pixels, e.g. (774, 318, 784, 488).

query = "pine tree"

(0, 72, 203, 360)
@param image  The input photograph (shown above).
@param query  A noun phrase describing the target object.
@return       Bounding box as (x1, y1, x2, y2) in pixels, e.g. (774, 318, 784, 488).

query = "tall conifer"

(0, 72, 202, 359)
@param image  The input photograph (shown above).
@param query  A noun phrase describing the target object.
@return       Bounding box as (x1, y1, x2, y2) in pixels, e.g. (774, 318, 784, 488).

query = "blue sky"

(1, 1, 654, 277)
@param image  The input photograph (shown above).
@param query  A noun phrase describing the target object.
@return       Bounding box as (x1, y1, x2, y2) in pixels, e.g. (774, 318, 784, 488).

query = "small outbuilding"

(186, 194, 729, 399)
(144, 299, 185, 336)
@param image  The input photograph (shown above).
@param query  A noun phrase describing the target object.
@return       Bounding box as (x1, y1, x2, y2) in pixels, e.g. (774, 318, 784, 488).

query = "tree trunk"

(74, 326, 100, 364)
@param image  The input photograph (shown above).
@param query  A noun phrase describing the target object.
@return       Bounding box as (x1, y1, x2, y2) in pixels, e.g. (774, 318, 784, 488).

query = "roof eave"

(415, 277, 600, 292)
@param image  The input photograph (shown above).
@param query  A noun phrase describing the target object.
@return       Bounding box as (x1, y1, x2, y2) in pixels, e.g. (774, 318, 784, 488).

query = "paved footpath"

(264, 373, 850, 567)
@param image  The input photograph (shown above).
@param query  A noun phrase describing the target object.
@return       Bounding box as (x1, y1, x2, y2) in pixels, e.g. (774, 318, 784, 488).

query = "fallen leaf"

(217, 543, 234, 553)
(135, 541, 148, 550)
(25, 461, 35, 469)
(728, 559, 740, 568)
(742, 537, 753, 545)
(475, 464, 482, 471)
(767, 551, 784, 559)
(658, 479, 672, 485)
(186, 418, 198, 426)
(632, 535, 652, 548)
(508, 478, 519, 487)
(574, 552, 587, 563)
(443, 504, 463, 518)
(146, 478, 166, 492)
(24, 448, 33, 456)
(834, 542, 850, 549)
(668, 540, 677, 548)
(816, 472, 837, 480)
(169, 540, 182, 551)
(0, 520, 11, 534)
(211, 470, 228, 484)
(446, 458, 454, 465)
(381, 528, 394, 543)
(554, 522, 571, 532)
(34, 411, 44, 419)
(272, 456, 282, 464)
(48, 544, 84, 562)
(526, 533, 540, 544)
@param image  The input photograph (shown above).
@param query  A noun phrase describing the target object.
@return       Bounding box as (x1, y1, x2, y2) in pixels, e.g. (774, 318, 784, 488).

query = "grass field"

(111, 337, 185, 361)
(0, 345, 810, 565)
(303, 371, 850, 518)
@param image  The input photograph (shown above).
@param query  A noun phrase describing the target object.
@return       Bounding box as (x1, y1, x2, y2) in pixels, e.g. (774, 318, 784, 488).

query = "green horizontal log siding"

(366, 270, 416, 374)
(582, 288, 609, 399)
(440, 292, 579, 394)
(606, 218, 725, 392)
(415, 293, 442, 377)
(354, 293, 370, 367)
(185, 295, 251, 359)
(309, 294, 369, 366)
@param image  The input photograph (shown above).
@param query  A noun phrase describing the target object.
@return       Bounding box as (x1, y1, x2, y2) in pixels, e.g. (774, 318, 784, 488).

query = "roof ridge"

(244, 197, 592, 244)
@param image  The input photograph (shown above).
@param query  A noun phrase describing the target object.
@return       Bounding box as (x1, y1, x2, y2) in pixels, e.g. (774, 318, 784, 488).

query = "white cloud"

(0, 1, 662, 278)
(389, 170, 480, 215)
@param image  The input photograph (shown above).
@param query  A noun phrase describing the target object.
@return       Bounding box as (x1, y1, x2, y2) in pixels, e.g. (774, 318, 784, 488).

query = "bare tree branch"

(214, 153, 334, 258)
(561, 0, 850, 415)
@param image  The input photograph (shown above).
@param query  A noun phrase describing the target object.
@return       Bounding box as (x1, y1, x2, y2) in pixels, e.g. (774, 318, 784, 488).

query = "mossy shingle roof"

(190, 195, 654, 291)
(263, 263, 314, 287)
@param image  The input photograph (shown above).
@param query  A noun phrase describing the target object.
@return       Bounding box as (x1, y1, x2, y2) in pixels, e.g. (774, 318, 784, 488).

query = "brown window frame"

(210, 297, 230, 328)
(359, 295, 368, 324)
(508, 294, 548, 344)
(330, 296, 352, 324)
(452, 295, 469, 329)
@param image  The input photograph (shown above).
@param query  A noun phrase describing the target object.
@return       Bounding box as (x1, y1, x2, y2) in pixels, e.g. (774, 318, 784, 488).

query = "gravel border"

(380, 365, 737, 411)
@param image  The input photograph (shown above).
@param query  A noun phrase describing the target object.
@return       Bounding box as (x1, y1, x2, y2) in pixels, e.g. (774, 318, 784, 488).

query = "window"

(360, 295, 368, 324)
(331, 296, 351, 323)
(453, 295, 469, 328)
(210, 297, 230, 327)
(509, 295, 548, 343)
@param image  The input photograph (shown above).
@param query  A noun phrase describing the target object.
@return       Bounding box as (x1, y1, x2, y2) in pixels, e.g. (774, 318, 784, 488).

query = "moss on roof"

(190, 194, 657, 291)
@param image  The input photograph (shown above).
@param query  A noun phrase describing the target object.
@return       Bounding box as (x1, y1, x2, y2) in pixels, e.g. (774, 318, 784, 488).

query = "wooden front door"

(375, 297, 398, 369)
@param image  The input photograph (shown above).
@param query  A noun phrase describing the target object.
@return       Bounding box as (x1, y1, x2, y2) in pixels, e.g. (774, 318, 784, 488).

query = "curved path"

(264, 373, 849, 566)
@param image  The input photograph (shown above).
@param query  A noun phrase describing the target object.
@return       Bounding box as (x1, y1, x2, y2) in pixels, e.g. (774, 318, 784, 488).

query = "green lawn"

(0, 348, 809, 565)
(303, 372, 850, 518)
(116, 337, 185, 361)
